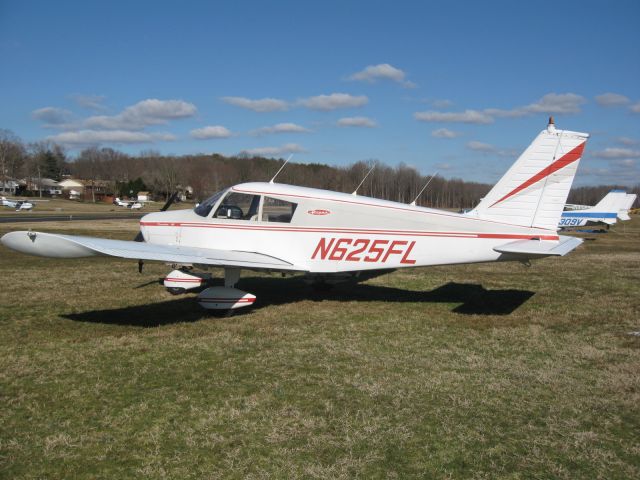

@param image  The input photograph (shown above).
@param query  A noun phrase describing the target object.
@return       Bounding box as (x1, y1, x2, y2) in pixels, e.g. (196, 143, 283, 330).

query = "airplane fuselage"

(139, 182, 559, 273)
(0, 120, 589, 311)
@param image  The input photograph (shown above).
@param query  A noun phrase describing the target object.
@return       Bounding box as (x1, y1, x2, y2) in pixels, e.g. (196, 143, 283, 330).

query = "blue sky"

(1, 0, 639, 186)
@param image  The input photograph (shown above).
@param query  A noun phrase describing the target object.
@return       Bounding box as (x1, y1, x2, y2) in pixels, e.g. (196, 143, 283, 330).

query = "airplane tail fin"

(468, 118, 589, 231)
(623, 193, 637, 210)
(618, 193, 637, 221)
(592, 190, 628, 211)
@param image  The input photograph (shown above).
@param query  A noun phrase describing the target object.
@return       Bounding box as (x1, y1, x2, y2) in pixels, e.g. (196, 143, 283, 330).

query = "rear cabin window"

(262, 196, 297, 223)
(214, 192, 261, 220)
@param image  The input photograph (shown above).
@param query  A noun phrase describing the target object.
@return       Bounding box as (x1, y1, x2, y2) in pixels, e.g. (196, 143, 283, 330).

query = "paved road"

(0, 214, 144, 223)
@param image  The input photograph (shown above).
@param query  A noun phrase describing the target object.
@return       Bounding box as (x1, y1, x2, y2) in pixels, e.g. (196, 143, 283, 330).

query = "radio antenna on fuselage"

(410, 171, 438, 206)
(269, 154, 293, 184)
(351, 164, 376, 195)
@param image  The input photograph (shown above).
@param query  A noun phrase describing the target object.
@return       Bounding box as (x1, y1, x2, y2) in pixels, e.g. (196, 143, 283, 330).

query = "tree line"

(1, 128, 638, 209)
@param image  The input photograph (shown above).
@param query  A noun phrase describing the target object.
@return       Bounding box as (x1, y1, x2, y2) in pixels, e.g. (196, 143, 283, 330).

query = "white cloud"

(84, 99, 197, 130)
(221, 96, 288, 112)
(190, 126, 232, 139)
(613, 159, 635, 167)
(298, 93, 368, 111)
(348, 63, 416, 88)
(487, 93, 587, 118)
(47, 129, 176, 146)
(466, 141, 516, 158)
(618, 137, 638, 146)
(519, 93, 586, 114)
(32, 107, 73, 125)
(592, 147, 640, 159)
(241, 143, 306, 157)
(435, 162, 454, 170)
(432, 99, 453, 108)
(631, 102, 640, 113)
(579, 159, 640, 185)
(431, 128, 460, 138)
(595, 92, 630, 107)
(336, 116, 377, 128)
(70, 94, 107, 111)
(250, 123, 310, 135)
(414, 109, 493, 124)
(416, 93, 586, 125)
(467, 141, 496, 153)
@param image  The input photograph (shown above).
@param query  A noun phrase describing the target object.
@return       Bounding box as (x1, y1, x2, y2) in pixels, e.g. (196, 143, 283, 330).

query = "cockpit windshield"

(194, 190, 225, 217)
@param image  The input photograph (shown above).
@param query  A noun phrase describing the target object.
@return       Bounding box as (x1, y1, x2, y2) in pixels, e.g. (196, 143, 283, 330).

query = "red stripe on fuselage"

(140, 222, 559, 241)
(490, 142, 585, 208)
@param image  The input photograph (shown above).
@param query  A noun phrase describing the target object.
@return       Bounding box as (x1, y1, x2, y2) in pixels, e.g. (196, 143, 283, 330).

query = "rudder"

(468, 118, 589, 230)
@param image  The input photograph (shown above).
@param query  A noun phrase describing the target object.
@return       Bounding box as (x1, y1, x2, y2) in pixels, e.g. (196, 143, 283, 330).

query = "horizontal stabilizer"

(1, 231, 303, 271)
(494, 235, 583, 258)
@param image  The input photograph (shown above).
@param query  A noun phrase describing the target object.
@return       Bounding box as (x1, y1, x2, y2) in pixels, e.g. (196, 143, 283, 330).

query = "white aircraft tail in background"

(466, 117, 589, 231)
(559, 190, 629, 227)
(618, 193, 637, 221)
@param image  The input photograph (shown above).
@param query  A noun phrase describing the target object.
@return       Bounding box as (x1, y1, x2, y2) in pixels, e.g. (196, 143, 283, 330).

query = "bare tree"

(0, 129, 25, 193)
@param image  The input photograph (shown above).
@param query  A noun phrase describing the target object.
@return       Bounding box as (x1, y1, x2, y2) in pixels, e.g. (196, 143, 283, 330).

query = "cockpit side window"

(262, 196, 297, 223)
(194, 190, 225, 217)
(214, 191, 261, 220)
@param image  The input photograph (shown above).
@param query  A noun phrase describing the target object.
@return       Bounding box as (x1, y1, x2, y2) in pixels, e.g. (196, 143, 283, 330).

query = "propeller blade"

(161, 191, 179, 212)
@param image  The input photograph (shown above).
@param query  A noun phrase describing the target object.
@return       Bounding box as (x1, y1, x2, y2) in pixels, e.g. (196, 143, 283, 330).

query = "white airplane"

(1, 196, 47, 211)
(114, 197, 144, 209)
(559, 190, 631, 228)
(2, 119, 589, 313)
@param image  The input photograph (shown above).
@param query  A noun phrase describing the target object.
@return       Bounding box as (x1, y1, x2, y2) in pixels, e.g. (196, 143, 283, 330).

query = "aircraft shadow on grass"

(63, 276, 535, 327)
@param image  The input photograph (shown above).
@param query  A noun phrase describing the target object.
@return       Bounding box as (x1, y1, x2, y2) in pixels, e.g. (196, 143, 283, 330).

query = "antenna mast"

(269, 154, 293, 184)
(351, 164, 376, 195)
(410, 171, 438, 206)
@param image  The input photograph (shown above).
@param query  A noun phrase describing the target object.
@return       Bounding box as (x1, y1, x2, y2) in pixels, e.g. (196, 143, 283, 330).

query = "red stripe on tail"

(490, 142, 585, 208)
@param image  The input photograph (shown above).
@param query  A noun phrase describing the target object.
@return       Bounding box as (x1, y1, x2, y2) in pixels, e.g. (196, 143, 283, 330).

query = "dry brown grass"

(0, 217, 639, 479)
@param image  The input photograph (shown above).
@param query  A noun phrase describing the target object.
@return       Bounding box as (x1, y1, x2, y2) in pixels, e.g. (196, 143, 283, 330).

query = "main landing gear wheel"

(196, 268, 256, 314)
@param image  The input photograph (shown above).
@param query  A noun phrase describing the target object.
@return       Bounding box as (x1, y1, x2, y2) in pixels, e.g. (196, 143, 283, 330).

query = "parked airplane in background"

(559, 190, 632, 228)
(1, 196, 48, 211)
(2, 118, 589, 313)
(114, 197, 144, 209)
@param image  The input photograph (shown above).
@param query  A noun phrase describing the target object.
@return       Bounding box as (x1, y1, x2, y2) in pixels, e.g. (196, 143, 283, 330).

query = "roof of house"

(58, 179, 85, 187)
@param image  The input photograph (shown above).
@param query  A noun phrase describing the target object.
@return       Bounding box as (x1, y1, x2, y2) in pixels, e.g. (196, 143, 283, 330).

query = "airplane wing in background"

(1, 231, 303, 271)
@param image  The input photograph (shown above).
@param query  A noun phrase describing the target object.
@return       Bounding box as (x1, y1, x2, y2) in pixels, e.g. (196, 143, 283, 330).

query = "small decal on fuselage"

(307, 209, 331, 216)
(311, 237, 416, 264)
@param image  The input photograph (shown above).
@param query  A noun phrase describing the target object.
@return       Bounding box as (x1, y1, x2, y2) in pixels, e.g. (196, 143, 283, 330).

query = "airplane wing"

(493, 235, 583, 258)
(1, 231, 304, 271)
(563, 203, 590, 211)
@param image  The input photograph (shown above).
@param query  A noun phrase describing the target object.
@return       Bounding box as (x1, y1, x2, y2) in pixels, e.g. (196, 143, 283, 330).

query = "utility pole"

(37, 164, 42, 198)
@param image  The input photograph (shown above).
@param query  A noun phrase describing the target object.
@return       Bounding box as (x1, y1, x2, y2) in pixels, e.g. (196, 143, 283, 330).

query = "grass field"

(1, 218, 639, 479)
